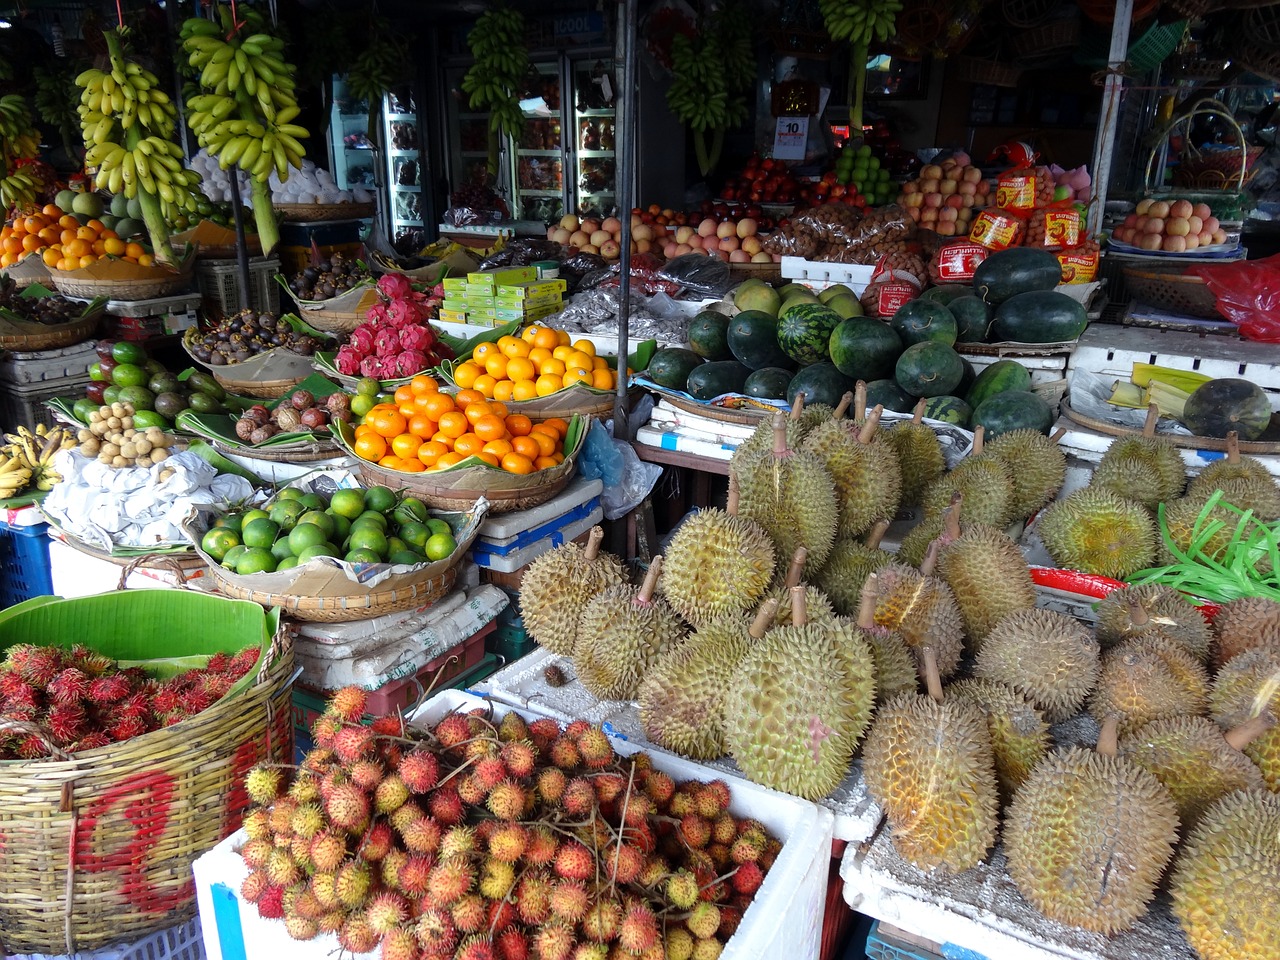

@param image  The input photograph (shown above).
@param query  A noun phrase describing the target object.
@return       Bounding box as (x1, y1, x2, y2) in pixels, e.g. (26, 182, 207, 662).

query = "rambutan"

(381, 848, 409, 888)
(267, 797, 298, 835)
(665, 929, 695, 960)
(332, 724, 376, 763)
(360, 820, 395, 861)
(428, 787, 465, 825)
(325, 783, 371, 832)
(366, 890, 410, 935)
(718, 902, 743, 937)
(257, 884, 285, 919)
(310, 872, 340, 910)
(685, 902, 720, 940)
(707, 843, 731, 870)
(327, 685, 369, 723)
(605, 843, 645, 884)
(668, 791, 696, 818)
(456, 772, 488, 807)
(760, 837, 783, 870)
(571, 946, 608, 960)
(729, 832, 765, 864)
(228, 646, 260, 678)
(290, 834, 314, 870)
(10, 645, 61, 686)
(497, 927, 530, 960)
(528, 717, 561, 746)
(317, 910, 345, 934)
(240, 869, 268, 903)
(548, 879, 590, 922)
(201, 673, 233, 702)
(565, 719, 591, 740)
(535, 767, 566, 805)
(292, 888, 324, 920)
(148, 684, 181, 716)
(431, 712, 472, 751)
(533, 922, 576, 960)
(245, 765, 284, 806)
(338, 914, 379, 954)
(288, 802, 323, 839)
(666, 870, 700, 910)
(473, 754, 507, 788)
(450, 893, 487, 934)
(524, 825, 559, 866)
(642, 770, 675, 807)
(479, 858, 516, 900)
(582, 898, 622, 942)
(731, 860, 764, 895)
(690, 937, 724, 960)
(636, 854, 668, 888)
(499, 739, 537, 778)
(400, 814, 442, 854)
(514, 872, 553, 925)
(72, 732, 112, 752)
(592, 773, 626, 804)
(311, 715, 343, 749)
(288, 771, 321, 804)
(426, 856, 474, 906)
(240, 837, 274, 870)
(487, 822, 528, 864)
(553, 840, 594, 881)
(439, 825, 477, 859)
(386, 799, 423, 833)
(381, 926, 419, 960)
(486, 779, 527, 821)
(576, 727, 613, 769)
(45, 702, 86, 744)
(618, 904, 659, 955)
(206, 652, 232, 674)
(0, 670, 31, 699)
(11, 735, 44, 759)
(265, 849, 301, 887)
(455, 935, 496, 960)
(399, 749, 440, 793)
(106, 715, 148, 743)
(488, 899, 517, 933)
(497, 711, 529, 742)
(350, 757, 385, 791)
(309, 831, 346, 873)
(679, 814, 712, 849)
(697, 780, 731, 818)
(561, 778, 596, 817)
(548, 738, 581, 770)
(242, 808, 271, 840)
(335, 859, 373, 908)
(397, 853, 433, 896)
(414, 906, 458, 956)
(69, 645, 112, 677)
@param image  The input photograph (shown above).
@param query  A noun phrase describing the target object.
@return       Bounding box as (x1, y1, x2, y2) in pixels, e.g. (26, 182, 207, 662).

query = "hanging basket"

(1077, 0, 1161, 22)
(1002, 0, 1059, 28)
(953, 56, 1024, 87)
(1013, 14, 1083, 67)
(1146, 98, 1259, 194)
(1244, 3, 1280, 49)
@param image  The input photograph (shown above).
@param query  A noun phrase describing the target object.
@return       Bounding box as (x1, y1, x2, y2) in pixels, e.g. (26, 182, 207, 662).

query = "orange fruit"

(430, 430, 455, 450)
(21, 233, 42, 252)
(529, 430, 557, 458)
(408, 413, 436, 439)
(398, 459, 426, 473)
(501, 452, 536, 475)
(59, 228, 77, 246)
(437, 410, 469, 439)
(368, 407, 408, 438)
(521, 325, 543, 344)
(391, 433, 423, 460)
(493, 380, 515, 402)
(472, 374, 497, 399)
(511, 435, 541, 460)
(454, 388, 484, 408)
(483, 438, 514, 459)
(552, 345, 575, 362)
(41, 247, 60, 267)
(487, 400, 509, 419)
(532, 328, 560, 350)
(563, 367, 592, 388)
(58, 214, 78, 230)
(566, 350, 594, 371)
(79, 254, 96, 268)
(41, 204, 61, 218)
(124, 242, 146, 259)
(422, 392, 456, 420)
(535, 374, 563, 397)
(501, 339, 531, 359)
(592, 356, 609, 370)
(86, 219, 106, 233)
(435, 451, 465, 469)
(417, 441, 448, 466)
(453, 433, 484, 458)
(0, 253, 14, 268)
(474, 451, 501, 467)
(473, 414, 507, 443)
(592, 369, 614, 390)
(512, 380, 538, 402)
(354, 433, 388, 462)
(64, 239, 90, 259)
(483, 353, 509, 380)
(463, 400, 493, 426)
(541, 417, 570, 439)
(572, 339, 597, 357)
(539, 358, 566, 377)
(472, 342, 499, 363)
(379, 454, 407, 470)
(99, 229, 118, 241)
(534, 455, 559, 470)
(38, 226, 60, 244)
(505, 357, 536, 383)
(355, 423, 377, 439)
(76, 226, 96, 241)
(102, 237, 125, 256)
(394, 384, 415, 406)
(23, 215, 46, 233)
(1, 236, 20, 256)
(452, 361, 482, 389)
(136, 254, 155, 267)
(504, 414, 533, 437)
(557, 330, 571, 346)
(411, 374, 438, 396)
(528, 347, 553, 368)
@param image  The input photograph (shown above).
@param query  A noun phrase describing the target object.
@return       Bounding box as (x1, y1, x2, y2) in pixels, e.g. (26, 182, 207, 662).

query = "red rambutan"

(206, 652, 232, 674)
(523, 825, 559, 866)
(115, 691, 150, 720)
(228, 646, 260, 678)
(256, 884, 285, 919)
(593, 773, 627, 805)
(414, 906, 458, 956)
(11, 645, 62, 686)
(310, 714, 343, 750)
(731, 860, 764, 895)
(450, 892, 487, 934)
(679, 814, 712, 849)
(398, 749, 440, 793)
(360, 820, 395, 861)
(642, 770, 675, 807)
(431, 712, 472, 751)
(564, 719, 591, 740)
(487, 898, 518, 933)
(576, 727, 613, 769)
(618, 904, 659, 955)
(499, 739, 536, 778)
(240, 869, 269, 903)
(46, 702, 87, 744)
(718, 904, 744, 938)
(496, 927, 530, 960)
(106, 714, 148, 743)
(427, 786, 465, 825)
(697, 780, 731, 818)
(338, 914, 379, 954)
(366, 890, 410, 935)
(0, 671, 33, 699)
(325, 783, 371, 833)
(553, 841, 595, 881)
(327, 685, 368, 723)
(486, 821, 528, 864)
(475, 755, 509, 790)
(72, 732, 112, 752)
(561, 778, 596, 817)
(548, 879, 589, 922)
(400, 813, 442, 854)
(309, 831, 347, 873)
(380, 926, 420, 960)
(349, 757, 385, 791)
(454, 935, 496, 960)
(582, 898, 622, 942)
(332, 724, 376, 763)
(514, 872, 553, 926)
(548, 738, 581, 770)
(426, 856, 474, 906)
(528, 716, 560, 745)
(397, 853, 433, 896)
(533, 922, 575, 960)
(456, 772, 488, 807)
(486, 779, 527, 821)
(605, 843, 645, 884)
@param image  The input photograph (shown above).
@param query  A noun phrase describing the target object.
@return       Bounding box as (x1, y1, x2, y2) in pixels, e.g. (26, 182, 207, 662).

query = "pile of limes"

(200, 484, 458, 575)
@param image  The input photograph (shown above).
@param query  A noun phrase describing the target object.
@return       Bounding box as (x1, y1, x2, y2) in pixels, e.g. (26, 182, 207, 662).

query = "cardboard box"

(495, 278, 567, 300)
(438, 308, 467, 324)
(441, 277, 469, 294)
(465, 266, 538, 292)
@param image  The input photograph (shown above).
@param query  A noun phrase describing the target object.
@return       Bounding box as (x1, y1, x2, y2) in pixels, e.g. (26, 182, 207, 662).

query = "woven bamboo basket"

(353, 459, 575, 513)
(1121, 266, 1222, 319)
(273, 202, 375, 223)
(1002, 0, 1058, 28)
(2, 253, 51, 288)
(0, 308, 102, 351)
(953, 55, 1024, 87)
(208, 565, 459, 621)
(1145, 99, 1255, 194)
(210, 371, 308, 399)
(48, 263, 193, 301)
(284, 280, 379, 335)
(0, 635, 294, 955)
(1013, 14, 1082, 66)
(211, 436, 340, 463)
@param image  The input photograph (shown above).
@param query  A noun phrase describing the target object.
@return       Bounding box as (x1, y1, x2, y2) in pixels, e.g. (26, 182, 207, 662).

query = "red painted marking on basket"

(74, 769, 193, 911)
(223, 739, 261, 838)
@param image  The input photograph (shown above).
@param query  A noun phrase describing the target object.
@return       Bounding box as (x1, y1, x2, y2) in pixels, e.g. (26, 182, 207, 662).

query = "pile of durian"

(517, 389, 1280, 955)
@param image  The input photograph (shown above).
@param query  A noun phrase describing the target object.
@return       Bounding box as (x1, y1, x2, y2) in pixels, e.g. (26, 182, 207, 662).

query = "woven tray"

(1120, 265, 1221, 319)
(273, 202, 376, 223)
(211, 437, 340, 463)
(48, 264, 193, 301)
(1060, 398, 1280, 453)
(210, 371, 308, 399)
(660, 391, 773, 426)
(207, 564, 458, 621)
(2, 253, 52, 287)
(0, 308, 102, 351)
(352, 459, 576, 513)
(281, 278, 379, 334)
(953, 56, 1024, 87)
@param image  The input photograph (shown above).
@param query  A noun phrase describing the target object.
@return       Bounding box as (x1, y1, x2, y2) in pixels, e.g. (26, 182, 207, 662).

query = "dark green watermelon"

(972, 248, 1063, 304)
(971, 390, 1054, 437)
(727, 310, 793, 370)
(687, 310, 733, 360)
(1183, 378, 1272, 441)
(992, 291, 1088, 344)
(648, 347, 703, 389)
(966, 359, 1032, 411)
(786, 362, 855, 409)
(777, 303, 843, 365)
(742, 366, 794, 400)
(920, 285, 971, 306)
(896, 342, 965, 398)
(950, 296, 994, 343)
(828, 319, 903, 382)
(686, 360, 751, 401)
(922, 395, 973, 426)
(865, 379, 916, 413)
(890, 299, 959, 346)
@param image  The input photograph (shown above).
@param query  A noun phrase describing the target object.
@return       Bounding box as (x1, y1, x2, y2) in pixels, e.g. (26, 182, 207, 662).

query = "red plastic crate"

(364, 622, 494, 716)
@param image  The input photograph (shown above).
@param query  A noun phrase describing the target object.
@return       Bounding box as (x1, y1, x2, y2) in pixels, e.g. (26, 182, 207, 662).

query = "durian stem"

(1224, 712, 1275, 751)
(865, 519, 891, 550)
(750, 599, 779, 638)
(584, 526, 605, 562)
(912, 397, 926, 425)
(771, 412, 789, 459)
(638, 556, 663, 604)
(1143, 403, 1160, 438)
(921, 646, 944, 703)
(942, 492, 963, 541)
(727, 474, 740, 516)
(1096, 715, 1120, 756)
(1226, 431, 1241, 465)
(855, 381, 867, 420)
(1050, 427, 1067, 444)
(857, 405, 883, 445)
(971, 425, 986, 456)
(1127, 597, 1149, 627)
(834, 391, 854, 420)
(857, 574, 878, 630)
(789, 584, 808, 626)
(919, 538, 941, 577)
(790, 393, 806, 420)
(783, 547, 808, 591)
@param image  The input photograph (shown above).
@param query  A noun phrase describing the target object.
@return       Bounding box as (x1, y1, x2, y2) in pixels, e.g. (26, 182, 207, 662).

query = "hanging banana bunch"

(819, 0, 902, 133)
(461, 6, 528, 176)
(180, 5, 308, 255)
(34, 63, 83, 160)
(0, 94, 45, 214)
(347, 20, 410, 147)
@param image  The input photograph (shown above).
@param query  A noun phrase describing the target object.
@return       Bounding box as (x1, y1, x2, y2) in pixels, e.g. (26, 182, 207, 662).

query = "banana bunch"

(461, 6, 528, 140)
(0, 457, 33, 497)
(1, 424, 74, 493)
(666, 34, 731, 134)
(819, 0, 903, 46)
(34, 63, 84, 158)
(347, 21, 409, 131)
(0, 167, 42, 214)
(0, 94, 41, 161)
(180, 11, 308, 182)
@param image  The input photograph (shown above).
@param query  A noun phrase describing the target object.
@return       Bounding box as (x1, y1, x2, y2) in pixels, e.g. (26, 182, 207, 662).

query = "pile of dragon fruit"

(333, 274, 454, 379)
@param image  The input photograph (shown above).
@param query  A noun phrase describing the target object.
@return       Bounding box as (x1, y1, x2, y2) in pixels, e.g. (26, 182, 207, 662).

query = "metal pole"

(1088, 0, 1134, 239)
(613, 0, 638, 440)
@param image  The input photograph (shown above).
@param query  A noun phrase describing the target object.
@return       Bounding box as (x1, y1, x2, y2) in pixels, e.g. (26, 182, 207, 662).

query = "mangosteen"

(318, 260, 332, 272)
(300, 408, 327, 430)
(208, 352, 227, 365)
(290, 390, 315, 411)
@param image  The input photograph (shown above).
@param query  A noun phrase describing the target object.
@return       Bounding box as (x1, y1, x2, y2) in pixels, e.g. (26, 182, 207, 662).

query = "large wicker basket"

(273, 202, 375, 223)
(280, 278, 379, 335)
(48, 261, 194, 301)
(0, 308, 103, 351)
(1121, 265, 1222, 319)
(0, 618, 293, 954)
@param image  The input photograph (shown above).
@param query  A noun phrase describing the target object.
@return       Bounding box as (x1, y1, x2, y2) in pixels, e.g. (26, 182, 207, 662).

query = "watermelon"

(828, 319, 903, 382)
(971, 390, 1054, 437)
(890, 300, 958, 346)
(865, 379, 916, 413)
(786, 362, 855, 409)
(972, 248, 1063, 304)
(1182, 378, 1273, 441)
(687, 310, 733, 360)
(728, 310, 793, 370)
(743, 366, 794, 400)
(992, 291, 1088, 344)
(777, 302, 844, 365)
(966, 359, 1032, 411)
(922, 395, 972, 426)
(920, 285, 971, 306)
(950, 296, 994, 343)
(686, 360, 751, 401)
(648, 348, 703, 389)
(896, 342, 965, 398)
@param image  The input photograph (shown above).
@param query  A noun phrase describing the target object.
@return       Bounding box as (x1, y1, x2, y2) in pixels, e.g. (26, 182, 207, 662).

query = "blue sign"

(553, 12, 605, 42)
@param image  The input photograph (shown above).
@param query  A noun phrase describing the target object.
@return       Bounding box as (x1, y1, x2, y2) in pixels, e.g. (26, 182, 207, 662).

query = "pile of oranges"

(449, 326, 623, 401)
(0, 205, 152, 271)
(351, 374, 571, 475)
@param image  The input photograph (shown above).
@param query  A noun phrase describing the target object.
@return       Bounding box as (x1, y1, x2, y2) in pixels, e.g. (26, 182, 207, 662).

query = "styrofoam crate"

(475, 476, 603, 542)
(780, 257, 876, 293)
(1052, 414, 1280, 478)
(0, 340, 98, 385)
(102, 293, 203, 318)
(471, 506, 603, 573)
(46, 538, 210, 598)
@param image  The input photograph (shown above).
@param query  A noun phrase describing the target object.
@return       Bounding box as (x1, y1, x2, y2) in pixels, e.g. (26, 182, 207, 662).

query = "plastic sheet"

(553, 287, 691, 342)
(656, 252, 734, 298)
(442, 206, 505, 226)
(576, 419, 664, 520)
(477, 239, 566, 270)
(1187, 252, 1280, 342)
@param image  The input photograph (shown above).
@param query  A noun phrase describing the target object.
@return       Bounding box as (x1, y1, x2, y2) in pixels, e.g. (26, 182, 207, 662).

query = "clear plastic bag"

(576, 420, 664, 520)
(761, 227, 820, 258)
(656, 253, 734, 298)
(442, 207, 505, 227)
(554, 287, 691, 342)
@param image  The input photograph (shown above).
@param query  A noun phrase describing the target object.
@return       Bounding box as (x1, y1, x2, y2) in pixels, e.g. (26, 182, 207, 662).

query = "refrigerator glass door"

(330, 75, 377, 193)
(385, 90, 425, 249)
(571, 58, 617, 218)
(511, 62, 566, 223)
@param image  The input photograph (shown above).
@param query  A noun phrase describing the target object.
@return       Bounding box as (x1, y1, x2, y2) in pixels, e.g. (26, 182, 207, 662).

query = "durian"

(1213, 596, 1280, 668)
(1119, 714, 1269, 828)
(658, 478, 775, 628)
(734, 392, 815, 460)
(1171, 790, 1280, 960)
(518, 526, 627, 654)
(1089, 633, 1210, 735)
(894, 514, 943, 569)
(1093, 583, 1212, 661)
(1187, 430, 1280, 520)
(985, 426, 1067, 519)
(763, 546, 837, 627)
(974, 608, 1099, 722)
(885, 398, 945, 507)
(920, 426, 1016, 530)
(946, 677, 1050, 801)
(1089, 404, 1186, 509)
(801, 403, 902, 540)
(935, 494, 1036, 651)
(861, 648, 999, 873)
(1004, 736, 1179, 935)
(1209, 645, 1280, 791)
(575, 557, 688, 700)
(1036, 486, 1157, 579)
(814, 520, 893, 617)
(850, 572, 918, 705)
(871, 545, 965, 679)
(733, 411, 839, 575)
(637, 601, 778, 761)
(723, 587, 877, 799)
(1157, 493, 1245, 566)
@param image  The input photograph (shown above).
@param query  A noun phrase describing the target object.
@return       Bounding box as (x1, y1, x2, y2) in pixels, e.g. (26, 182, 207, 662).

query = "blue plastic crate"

(0, 520, 52, 607)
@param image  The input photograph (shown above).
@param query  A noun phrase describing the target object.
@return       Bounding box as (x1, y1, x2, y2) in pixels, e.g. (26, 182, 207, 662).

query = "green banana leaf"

(44, 395, 86, 426)
(185, 439, 267, 486)
(0, 490, 48, 509)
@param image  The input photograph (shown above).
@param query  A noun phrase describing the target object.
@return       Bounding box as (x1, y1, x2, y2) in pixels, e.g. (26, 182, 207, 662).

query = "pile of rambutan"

(0, 642, 261, 759)
(238, 686, 780, 959)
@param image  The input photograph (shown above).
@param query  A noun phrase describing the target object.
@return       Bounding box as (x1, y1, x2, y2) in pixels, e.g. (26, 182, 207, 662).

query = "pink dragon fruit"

(396, 351, 430, 378)
(399, 324, 436, 352)
(377, 273, 414, 302)
(360, 356, 389, 379)
(386, 298, 425, 328)
(374, 328, 400, 358)
(349, 324, 377, 356)
(335, 345, 363, 376)
(366, 302, 390, 326)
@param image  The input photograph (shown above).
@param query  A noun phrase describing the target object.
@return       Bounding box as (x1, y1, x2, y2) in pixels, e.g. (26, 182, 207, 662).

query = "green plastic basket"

(1076, 18, 1187, 74)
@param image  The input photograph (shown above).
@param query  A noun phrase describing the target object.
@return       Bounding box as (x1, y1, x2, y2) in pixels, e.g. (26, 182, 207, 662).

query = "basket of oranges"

(441, 324, 623, 421)
(332, 373, 587, 513)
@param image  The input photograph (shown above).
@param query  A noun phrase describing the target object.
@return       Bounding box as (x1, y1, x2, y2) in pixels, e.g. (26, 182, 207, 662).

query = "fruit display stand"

(100, 292, 202, 341)
(780, 258, 877, 294)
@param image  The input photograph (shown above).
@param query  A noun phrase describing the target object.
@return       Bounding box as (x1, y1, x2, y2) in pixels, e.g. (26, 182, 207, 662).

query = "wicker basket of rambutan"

(0, 590, 295, 955)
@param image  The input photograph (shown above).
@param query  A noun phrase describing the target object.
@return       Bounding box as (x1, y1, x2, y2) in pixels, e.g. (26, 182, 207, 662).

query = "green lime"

(276, 556, 299, 571)
(354, 510, 389, 530)
(111, 341, 147, 365)
(242, 517, 281, 549)
(275, 488, 306, 501)
(364, 485, 397, 514)
(424, 532, 457, 562)
(235, 547, 278, 574)
(345, 548, 383, 564)
(271, 536, 295, 561)
(222, 544, 249, 568)
(297, 543, 340, 563)
(298, 493, 326, 511)
(355, 377, 380, 397)
(241, 508, 270, 527)
(397, 521, 429, 550)
(425, 518, 453, 538)
(73, 398, 99, 424)
(393, 497, 429, 526)
(376, 393, 395, 406)
(329, 488, 366, 520)
(328, 512, 351, 542)
(201, 527, 240, 561)
(351, 394, 375, 419)
(214, 512, 244, 532)
(298, 510, 335, 538)
(346, 525, 389, 558)
(386, 536, 408, 556)
(389, 550, 424, 565)
(110, 363, 148, 388)
(288, 522, 330, 555)
(269, 500, 308, 531)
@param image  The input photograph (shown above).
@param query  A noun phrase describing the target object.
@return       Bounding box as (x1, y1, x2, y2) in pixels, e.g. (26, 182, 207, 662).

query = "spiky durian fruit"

(762, 546, 837, 627)
(1004, 745, 1179, 935)
(1094, 583, 1212, 662)
(519, 526, 627, 654)
(947, 678, 1050, 801)
(1089, 634, 1210, 735)
(723, 587, 877, 799)
(658, 480, 775, 628)
(974, 608, 1099, 722)
(1119, 715, 1269, 828)
(885, 399, 945, 507)
(862, 651, 999, 873)
(732, 412, 839, 576)
(1213, 596, 1280, 668)
(1089, 404, 1186, 510)
(985, 427, 1067, 519)
(894, 513, 943, 569)
(1036, 487, 1157, 579)
(1210, 645, 1280, 791)
(637, 601, 777, 761)
(733, 393, 818, 460)
(814, 520, 893, 617)
(1187, 431, 1280, 520)
(801, 404, 902, 540)
(935, 498, 1036, 652)
(1157, 493, 1241, 566)
(871, 548, 965, 679)
(919, 426, 1016, 531)
(1171, 790, 1280, 960)
(575, 557, 688, 700)
(852, 574, 918, 706)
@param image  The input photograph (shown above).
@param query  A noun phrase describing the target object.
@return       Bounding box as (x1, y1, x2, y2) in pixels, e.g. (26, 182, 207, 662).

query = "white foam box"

(46, 539, 210, 598)
(473, 476, 602, 543)
(635, 423, 737, 461)
(472, 506, 603, 574)
(780, 257, 876, 294)
(195, 689, 833, 960)
(1, 503, 46, 527)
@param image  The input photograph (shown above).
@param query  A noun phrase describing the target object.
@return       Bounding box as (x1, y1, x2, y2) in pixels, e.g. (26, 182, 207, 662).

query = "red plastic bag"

(1187, 254, 1280, 342)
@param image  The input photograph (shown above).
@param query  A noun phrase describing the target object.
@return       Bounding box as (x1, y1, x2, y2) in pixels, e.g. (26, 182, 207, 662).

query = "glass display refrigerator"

(329, 76, 379, 196)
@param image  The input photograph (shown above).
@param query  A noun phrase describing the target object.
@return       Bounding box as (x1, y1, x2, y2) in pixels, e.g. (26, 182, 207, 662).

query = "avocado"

(153, 392, 188, 419)
(187, 391, 224, 414)
(149, 373, 181, 395)
(186, 371, 226, 400)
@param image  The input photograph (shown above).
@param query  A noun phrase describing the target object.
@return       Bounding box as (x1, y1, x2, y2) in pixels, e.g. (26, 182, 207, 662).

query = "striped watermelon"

(776, 302, 843, 365)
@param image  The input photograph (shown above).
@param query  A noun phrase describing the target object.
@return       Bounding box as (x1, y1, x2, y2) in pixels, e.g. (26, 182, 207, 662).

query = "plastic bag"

(761, 225, 820, 258)
(792, 204, 864, 244)
(477, 239, 566, 270)
(1025, 202, 1084, 250)
(969, 208, 1027, 251)
(928, 239, 989, 283)
(995, 164, 1056, 214)
(577, 252, 685, 297)
(442, 206, 505, 227)
(576, 419, 663, 520)
(1187, 253, 1280, 342)
(859, 260, 923, 318)
(1056, 241, 1100, 284)
(554, 286, 690, 343)
(656, 253, 733, 298)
